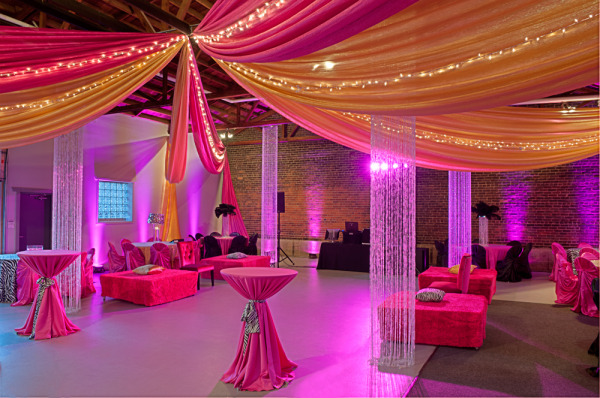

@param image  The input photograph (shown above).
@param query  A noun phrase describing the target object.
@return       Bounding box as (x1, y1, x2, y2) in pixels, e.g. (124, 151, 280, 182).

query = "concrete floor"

(0, 258, 556, 397)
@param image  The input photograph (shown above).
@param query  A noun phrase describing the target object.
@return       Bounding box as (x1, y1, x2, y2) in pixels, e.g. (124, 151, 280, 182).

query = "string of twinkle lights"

(0, 45, 182, 112)
(359, 114, 599, 151)
(192, 0, 287, 44)
(0, 36, 184, 79)
(219, 12, 597, 94)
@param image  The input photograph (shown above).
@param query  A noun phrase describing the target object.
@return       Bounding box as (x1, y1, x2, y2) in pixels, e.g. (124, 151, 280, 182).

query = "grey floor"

(0, 259, 558, 397)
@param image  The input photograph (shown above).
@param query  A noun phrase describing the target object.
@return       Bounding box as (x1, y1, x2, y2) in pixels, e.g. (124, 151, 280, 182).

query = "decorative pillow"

(133, 264, 164, 275)
(416, 288, 445, 302)
(226, 252, 248, 259)
(448, 264, 477, 274)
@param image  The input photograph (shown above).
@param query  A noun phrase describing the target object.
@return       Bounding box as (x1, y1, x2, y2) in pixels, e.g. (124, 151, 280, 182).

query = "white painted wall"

(3, 114, 222, 267)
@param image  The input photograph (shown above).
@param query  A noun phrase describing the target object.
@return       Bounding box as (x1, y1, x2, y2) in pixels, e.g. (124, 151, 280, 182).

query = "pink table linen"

(15, 250, 81, 340)
(481, 244, 512, 270)
(199, 255, 271, 280)
(216, 236, 234, 255)
(11, 260, 39, 306)
(220, 267, 297, 391)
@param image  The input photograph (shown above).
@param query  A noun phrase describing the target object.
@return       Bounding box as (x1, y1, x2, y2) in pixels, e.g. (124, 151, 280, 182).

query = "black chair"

(229, 235, 248, 254)
(472, 238, 480, 244)
(434, 240, 448, 267)
(230, 232, 241, 237)
(516, 242, 533, 279)
(195, 233, 203, 241)
(188, 234, 196, 241)
(507, 240, 522, 247)
(203, 235, 222, 258)
(244, 233, 258, 255)
(496, 243, 523, 282)
(471, 244, 487, 268)
(210, 231, 222, 237)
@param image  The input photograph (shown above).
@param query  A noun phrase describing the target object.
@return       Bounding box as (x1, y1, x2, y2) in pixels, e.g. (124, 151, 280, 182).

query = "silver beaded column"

(53, 129, 83, 313)
(479, 216, 489, 245)
(261, 125, 278, 266)
(370, 115, 416, 369)
(448, 171, 472, 267)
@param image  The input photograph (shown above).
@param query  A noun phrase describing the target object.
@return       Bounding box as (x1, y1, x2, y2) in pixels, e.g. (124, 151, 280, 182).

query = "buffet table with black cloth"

(317, 243, 428, 273)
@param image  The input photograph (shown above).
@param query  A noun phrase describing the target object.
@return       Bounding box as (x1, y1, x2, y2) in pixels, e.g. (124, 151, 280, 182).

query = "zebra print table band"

(241, 299, 266, 352)
(28, 277, 55, 340)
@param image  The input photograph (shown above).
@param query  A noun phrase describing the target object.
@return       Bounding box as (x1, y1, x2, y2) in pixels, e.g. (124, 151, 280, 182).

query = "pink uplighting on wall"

(502, 171, 531, 242)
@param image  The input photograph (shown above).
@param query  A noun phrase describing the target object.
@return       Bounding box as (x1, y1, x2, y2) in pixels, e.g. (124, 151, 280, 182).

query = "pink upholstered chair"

(107, 242, 127, 273)
(554, 254, 578, 305)
(550, 242, 567, 282)
(150, 242, 171, 268)
(122, 242, 145, 270)
(578, 243, 593, 249)
(177, 241, 214, 290)
(120, 238, 132, 255)
(428, 254, 471, 294)
(580, 247, 599, 260)
(193, 240, 204, 263)
(571, 256, 599, 317)
(81, 248, 96, 297)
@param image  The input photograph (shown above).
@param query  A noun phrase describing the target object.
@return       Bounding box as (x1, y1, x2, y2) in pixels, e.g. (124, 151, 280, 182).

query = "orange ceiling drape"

(218, 0, 598, 116)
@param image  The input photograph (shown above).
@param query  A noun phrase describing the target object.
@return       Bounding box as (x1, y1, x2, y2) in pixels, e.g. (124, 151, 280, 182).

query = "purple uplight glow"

(573, 158, 599, 245)
(306, 240, 321, 255)
(501, 171, 531, 242)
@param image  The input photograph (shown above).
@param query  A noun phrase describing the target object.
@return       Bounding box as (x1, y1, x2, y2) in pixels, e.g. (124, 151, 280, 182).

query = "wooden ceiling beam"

(215, 117, 291, 131)
(244, 101, 259, 123)
(133, 8, 156, 33)
(195, 0, 213, 10)
(50, 0, 139, 32)
(176, 0, 192, 19)
(107, 100, 171, 114)
(170, 0, 206, 21)
(120, 0, 192, 34)
(205, 87, 250, 101)
(159, 0, 170, 30)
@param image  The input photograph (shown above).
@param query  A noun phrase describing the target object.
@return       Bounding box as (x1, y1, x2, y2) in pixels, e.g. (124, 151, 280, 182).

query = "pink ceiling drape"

(193, 0, 419, 63)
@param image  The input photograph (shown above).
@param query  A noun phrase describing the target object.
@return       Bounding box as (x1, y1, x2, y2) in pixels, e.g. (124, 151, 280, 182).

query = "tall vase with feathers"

(472, 202, 501, 245)
(215, 203, 236, 236)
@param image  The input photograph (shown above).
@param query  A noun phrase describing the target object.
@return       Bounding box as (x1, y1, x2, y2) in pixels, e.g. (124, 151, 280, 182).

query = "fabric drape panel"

(224, 71, 599, 171)
(193, 0, 418, 63)
(165, 41, 192, 183)
(0, 27, 183, 93)
(222, 157, 249, 238)
(217, 0, 598, 115)
(160, 179, 181, 242)
(188, 47, 227, 174)
(0, 42, 183, 148)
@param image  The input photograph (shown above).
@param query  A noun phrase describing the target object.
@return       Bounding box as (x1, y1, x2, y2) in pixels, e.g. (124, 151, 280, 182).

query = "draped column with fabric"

(448, 171, 472, 266)
(52, 129, 83, 313)
(370, 115, 416, 368)
(261, 126, 278, 265)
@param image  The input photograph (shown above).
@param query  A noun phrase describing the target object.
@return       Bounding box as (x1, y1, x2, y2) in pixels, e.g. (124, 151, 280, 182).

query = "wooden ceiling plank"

(59, 20, 70, 29)
(170, 0, 206, 21)
(38, 10, 45, 28)
(50, 0, 139, 32)
(289, 125, 300, 137)
(176, 0, 193, 20)
(195, 0, 213, 10)
(216, 117, 290, 130)
(133, 7, 156, 33)
(205, 87, 248, 101)
(15, 0, 109, 31)
(160, 0, 170, 30)
(120, 0, 192, 34)
(244, 101, 259, 123)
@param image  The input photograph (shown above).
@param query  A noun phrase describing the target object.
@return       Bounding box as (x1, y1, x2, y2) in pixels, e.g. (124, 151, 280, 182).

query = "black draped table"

(317, 242, 428, 273)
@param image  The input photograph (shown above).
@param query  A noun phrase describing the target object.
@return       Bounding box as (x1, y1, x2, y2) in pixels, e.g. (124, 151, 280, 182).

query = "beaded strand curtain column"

(53, 128, 83, 313)
(479, 216, 489, 245)
(448, 171, 472, 266)
(261, 125, 278, 266)
(370, 115, 416, 369)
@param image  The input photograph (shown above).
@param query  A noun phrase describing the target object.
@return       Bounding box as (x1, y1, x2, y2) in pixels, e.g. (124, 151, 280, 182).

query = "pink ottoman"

(100, 269, 197, 306)
(378, 292, 488, 348)
(198, 255, 271, 280)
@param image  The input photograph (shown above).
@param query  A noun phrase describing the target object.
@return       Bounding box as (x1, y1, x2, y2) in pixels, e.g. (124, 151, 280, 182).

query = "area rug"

(407, 300, 599, 397)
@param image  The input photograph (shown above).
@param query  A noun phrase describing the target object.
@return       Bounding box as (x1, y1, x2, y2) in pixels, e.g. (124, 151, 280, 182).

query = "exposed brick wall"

(227, 127, 599, 249)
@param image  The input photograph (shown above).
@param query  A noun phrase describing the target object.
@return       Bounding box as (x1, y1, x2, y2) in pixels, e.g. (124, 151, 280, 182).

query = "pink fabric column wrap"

(220, 267, 297, 391)
(15, 250, 81, 340)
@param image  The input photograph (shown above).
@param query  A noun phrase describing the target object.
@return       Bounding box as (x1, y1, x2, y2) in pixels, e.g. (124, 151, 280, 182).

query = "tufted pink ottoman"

(418, 267, 497, 304)
(378, 292, 488, 348)
(100, 269, 197, 306)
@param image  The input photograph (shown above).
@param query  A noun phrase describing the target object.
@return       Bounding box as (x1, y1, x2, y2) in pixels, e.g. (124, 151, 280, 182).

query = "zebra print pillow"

(416, 288, 445, 302)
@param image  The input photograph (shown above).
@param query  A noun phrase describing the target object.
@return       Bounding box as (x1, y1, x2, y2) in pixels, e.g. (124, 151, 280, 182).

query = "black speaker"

(277, 192, 285, 213)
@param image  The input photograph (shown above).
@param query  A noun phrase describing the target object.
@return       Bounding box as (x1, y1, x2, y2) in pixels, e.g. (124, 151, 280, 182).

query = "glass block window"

(98, 180, 132, 222)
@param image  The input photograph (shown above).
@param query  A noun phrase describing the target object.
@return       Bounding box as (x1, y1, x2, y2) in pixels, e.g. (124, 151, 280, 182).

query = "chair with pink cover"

(177, 241, 214, 289)
(428, 254, 471, 294)
(107, 242, 127, 273)
(550, 242, 567, 282)
(571, 256, 599, 317)
(81, 248, 96, 297)
(580, 247, 599, 260)
(122, 242, 145, 271)
(10, 260, 39, 306)
(555, 254, 578, 305)
(150, 243, 171, 269)
(578, 243, 593, 249)
(120, 238, 132, 255)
